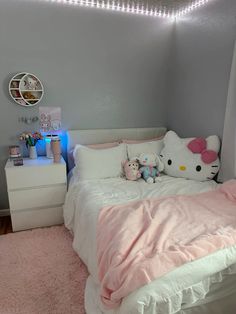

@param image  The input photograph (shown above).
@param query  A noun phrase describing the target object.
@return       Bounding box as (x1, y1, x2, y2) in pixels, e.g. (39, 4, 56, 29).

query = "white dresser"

(5, 157, 67, 232)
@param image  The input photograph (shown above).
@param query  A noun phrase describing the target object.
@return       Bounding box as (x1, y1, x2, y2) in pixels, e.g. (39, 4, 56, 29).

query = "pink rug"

(0, 226, 89, 314)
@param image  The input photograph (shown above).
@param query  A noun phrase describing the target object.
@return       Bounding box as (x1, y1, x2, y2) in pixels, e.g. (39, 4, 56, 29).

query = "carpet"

(0, 226, 89, 314)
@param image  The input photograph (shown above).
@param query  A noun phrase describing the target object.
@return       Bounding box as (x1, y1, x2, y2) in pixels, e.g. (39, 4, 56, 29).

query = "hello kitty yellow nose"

(179, 165, 186, 171)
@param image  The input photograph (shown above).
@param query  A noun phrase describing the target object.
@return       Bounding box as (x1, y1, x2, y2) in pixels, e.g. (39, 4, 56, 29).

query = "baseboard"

(0, 209, 10, 217)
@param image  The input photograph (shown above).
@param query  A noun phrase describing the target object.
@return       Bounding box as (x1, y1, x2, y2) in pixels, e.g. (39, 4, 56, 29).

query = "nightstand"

(5, 157, 67, 232)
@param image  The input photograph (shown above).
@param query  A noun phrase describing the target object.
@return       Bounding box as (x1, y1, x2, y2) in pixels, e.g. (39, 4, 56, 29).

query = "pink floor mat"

(0, 225, 89, 314)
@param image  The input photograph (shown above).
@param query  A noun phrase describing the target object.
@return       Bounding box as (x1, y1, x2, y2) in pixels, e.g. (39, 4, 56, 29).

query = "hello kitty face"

(160, 131, 220, 181)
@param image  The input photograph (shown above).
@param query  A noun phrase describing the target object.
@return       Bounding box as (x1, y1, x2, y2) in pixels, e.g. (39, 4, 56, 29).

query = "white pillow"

(127, 140, 164, 160)
(73, 144, 127, 180)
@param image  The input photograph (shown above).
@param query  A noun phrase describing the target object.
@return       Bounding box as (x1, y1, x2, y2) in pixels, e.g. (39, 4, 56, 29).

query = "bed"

(63, 127, 236, 314)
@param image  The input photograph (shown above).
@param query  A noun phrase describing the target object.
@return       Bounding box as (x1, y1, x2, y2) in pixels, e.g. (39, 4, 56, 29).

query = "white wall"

(168, 0, 236, 138)
(0, 0, 173, 209)
(2, 0, 235, 211)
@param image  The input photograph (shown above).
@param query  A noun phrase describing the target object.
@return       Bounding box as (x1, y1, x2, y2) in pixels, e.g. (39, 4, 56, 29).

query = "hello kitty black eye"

(196, 165, 202, 172)
(167, 159, 172, 165)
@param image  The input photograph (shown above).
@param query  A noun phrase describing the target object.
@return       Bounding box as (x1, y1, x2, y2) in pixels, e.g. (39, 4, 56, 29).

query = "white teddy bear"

(138, 153, 164, 184)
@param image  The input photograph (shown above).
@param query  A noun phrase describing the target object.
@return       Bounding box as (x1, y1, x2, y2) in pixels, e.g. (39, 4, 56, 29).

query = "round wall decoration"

(9, 72, 44, 107)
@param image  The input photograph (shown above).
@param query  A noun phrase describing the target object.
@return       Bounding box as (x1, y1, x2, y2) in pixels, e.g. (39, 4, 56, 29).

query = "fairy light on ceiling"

(47, 0, 212, 19)
(176, 0, 210, 17)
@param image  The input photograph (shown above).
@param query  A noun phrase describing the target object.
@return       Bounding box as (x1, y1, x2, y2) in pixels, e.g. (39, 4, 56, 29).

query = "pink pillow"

(122, 136, 164, 144)
(86, 142, 120, 149)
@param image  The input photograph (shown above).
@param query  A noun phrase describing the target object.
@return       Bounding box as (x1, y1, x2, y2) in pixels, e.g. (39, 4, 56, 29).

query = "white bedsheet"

(63, 175, 236, 314)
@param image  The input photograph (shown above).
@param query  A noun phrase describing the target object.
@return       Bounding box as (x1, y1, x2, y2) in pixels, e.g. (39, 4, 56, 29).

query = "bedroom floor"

(0, 215, 12, 235)
(0, 225, 88, 314)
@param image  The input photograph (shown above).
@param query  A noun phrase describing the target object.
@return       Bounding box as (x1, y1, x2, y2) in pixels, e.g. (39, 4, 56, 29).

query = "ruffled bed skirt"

(85, 263, 236, 314)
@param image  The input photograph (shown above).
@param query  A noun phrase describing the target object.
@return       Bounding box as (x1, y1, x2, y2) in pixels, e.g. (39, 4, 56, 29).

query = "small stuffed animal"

(23, 91, 36, 100)
(138, 153, 164, 184)
(160, 131, 220, 181)
(11, 90, 21, 98)
(17, 99, 27, 106)
(123, 159, 141, 181)
(24, 76, 38, 90)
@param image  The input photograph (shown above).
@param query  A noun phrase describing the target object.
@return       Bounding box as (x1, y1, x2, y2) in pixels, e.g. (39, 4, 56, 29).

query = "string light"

(46, 0, 212, 19)
(176, 0, 210, 17)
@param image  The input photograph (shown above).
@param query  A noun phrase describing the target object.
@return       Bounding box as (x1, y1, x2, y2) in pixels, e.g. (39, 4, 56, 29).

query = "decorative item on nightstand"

(13, 158, 24, 166)
(9, 145, 21, 159)
(39, 107, 62, 158)
(51, 138, 61, 163)
(9, 145, 24, 166)
(19, 131, 43, 159)
(45, 135, 59, 158)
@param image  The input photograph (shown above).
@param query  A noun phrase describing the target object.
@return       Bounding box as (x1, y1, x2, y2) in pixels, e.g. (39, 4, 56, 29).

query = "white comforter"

(63, 175, 236, 314)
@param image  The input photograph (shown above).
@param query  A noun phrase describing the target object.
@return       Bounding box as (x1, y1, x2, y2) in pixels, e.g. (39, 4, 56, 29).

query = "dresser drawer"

(6, 163, 66, 190)
(8, 185, 67, 211)
(11, 206, 63, 232)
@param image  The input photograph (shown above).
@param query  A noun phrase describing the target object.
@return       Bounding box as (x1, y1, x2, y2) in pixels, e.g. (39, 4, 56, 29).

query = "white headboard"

(67, 127, 167, 170)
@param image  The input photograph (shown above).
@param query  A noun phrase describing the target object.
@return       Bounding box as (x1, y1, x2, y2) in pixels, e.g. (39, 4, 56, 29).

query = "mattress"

(63, 175, 236, 314)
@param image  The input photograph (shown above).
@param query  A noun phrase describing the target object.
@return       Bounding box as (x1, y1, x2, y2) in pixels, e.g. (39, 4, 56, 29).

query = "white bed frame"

(66, 126, 236, 314)
(66, 127, 167, 170)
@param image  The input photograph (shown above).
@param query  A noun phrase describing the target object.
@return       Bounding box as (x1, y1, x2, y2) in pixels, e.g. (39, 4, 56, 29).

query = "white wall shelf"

(21, 90, 43, 92)
(9, 72, 44, 107)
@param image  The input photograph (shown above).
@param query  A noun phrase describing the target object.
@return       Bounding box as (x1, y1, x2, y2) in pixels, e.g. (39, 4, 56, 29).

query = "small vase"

(29, 146, 37, 159)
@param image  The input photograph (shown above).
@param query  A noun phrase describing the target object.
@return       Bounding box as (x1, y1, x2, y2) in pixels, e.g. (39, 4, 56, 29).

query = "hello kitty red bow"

(187, 138, 218, 164)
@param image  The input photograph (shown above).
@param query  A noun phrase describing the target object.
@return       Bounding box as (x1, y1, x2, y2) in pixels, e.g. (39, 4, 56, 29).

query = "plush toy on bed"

(160, 131, 221, 181)
(123, 159, 141, 181)
(138, 153, 164, 184)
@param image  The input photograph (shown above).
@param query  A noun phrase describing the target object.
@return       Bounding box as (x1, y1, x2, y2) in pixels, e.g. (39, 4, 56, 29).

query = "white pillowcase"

(73, 144, 127, 180)
(127, 140, 164, 160)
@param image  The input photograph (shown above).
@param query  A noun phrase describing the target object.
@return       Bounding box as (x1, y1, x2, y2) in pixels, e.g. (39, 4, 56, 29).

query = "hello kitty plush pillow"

(160, 131, 220, 181)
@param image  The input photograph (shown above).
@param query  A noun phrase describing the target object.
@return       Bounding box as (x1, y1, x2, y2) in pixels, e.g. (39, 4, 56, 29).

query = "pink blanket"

(97, 180, 236, 309)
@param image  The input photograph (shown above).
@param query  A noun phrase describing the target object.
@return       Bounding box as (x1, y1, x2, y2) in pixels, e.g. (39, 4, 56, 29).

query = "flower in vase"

(19, 131, 43, 147)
